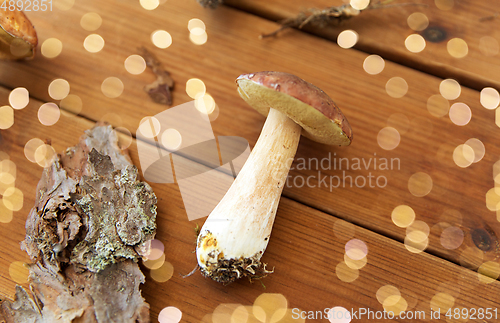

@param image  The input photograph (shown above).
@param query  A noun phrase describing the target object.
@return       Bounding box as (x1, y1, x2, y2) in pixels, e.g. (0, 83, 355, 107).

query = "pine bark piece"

(0, 124, 157, 323)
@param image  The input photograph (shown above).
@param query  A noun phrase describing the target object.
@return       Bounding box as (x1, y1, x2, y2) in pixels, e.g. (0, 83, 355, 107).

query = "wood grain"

(0, 0, 499, 322)
(1, 87, 499, 322)
(0, 0, 496, 269)
(225, 0, 500, 91)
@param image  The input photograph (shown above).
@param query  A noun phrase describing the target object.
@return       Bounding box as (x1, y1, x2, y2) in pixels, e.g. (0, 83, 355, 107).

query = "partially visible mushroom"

(196, 71, 353, 284)
(0, 8, 37, 59)
(0, 124, 156, 322)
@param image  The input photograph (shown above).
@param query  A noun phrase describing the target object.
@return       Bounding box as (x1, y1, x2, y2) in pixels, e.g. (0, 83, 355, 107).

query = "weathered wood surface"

(226, 0, 500, 91)
(1, 92, 499, 321)
(0, 0, 499, 322)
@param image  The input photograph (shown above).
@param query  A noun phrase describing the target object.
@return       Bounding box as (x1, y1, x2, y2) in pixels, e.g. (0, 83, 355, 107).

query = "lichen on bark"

(0, 123, 157, 323)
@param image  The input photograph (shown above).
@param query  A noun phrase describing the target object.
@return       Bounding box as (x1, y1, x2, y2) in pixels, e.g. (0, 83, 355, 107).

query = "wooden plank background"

(1, 0, 500, 322)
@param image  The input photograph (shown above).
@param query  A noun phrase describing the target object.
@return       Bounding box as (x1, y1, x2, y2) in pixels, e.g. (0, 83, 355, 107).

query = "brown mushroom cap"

(0, 9, 38, 59)
(236, 71, 353, 146)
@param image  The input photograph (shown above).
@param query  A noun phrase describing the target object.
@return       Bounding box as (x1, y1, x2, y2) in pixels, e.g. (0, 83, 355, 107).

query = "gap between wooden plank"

(1, 82, 498, 287)
(223, 0, 499, 92)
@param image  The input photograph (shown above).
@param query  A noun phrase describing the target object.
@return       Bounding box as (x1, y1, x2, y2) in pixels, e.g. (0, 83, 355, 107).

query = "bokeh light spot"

(0, 106, 14, 130)
(0, 161, 15, 186)
(158, 306, 182, 323)
(101, 77, 124, 98)
(114, 127, 133, 149)
(151, 30, 173, 49)
(41, 38, 63, 58)
(387, 113, 410, 134)
(0, 200, 13, 223)
(138, 116, 161, 138)
(350, 0, 370, 10)
(140, 0, 160, 10)
(34, 144, 57, 168)
(408, 172, 433, 197)
(145, 239, 165, 261)
(84, 34, 105, 53)
(40, 104, 61, 128)
(38, 103, 61, 126)
(377, 127, 400, 150)
(143, 252, 165, 270)
(231, 305, 250, 323)
(404, 235, 428, 253)
(151, 261, 174, 283)
(430, 293, 455, 313)
(406, 220, 430, 243)
(344, 253, 367, 270)
(439, 79, 461, 100)
(376, 285, 401, 305)
(124, 55, 147, 75)
(54, 0, 75, 10)
(449, 103, 471, 126)
(485, 187, 500, 211)
(189, 28, 208, 45)
(479, 36, 499, 57)
(186, 78, 206, 99)
(345, 239, 368, 260)
(440, 226, 464, 250)
(453, 144, 474, 168)
(405, 34, 426, 53)
(447, 38, 468, 58)
(407, 12, 429, 31)
(460, 247, 484, 269)
(80, 12, 102, 31)
(328, 306, 352, 323)
(100, 113, 123, 126)
(161, 129, 182, 151)
(24, 138, 45, 163)
(337, 30, 358, 49)
(383, 295, 408, 316)
(333, 219, 355, 241)
(253, 293, 288, 323)
(9, 261, 29, 284)
(480, 87, 500, 110)
(363, 55, 385, 75)
(385, 77, 408, 98)
(60, 94, 83, 116)
(48, 79, 70, 100)
(335, 262, 359, 282)
(9, 87, 29, 110)
(478, 261, 500, 284)
(464, 138, 485, 163)
(195, 93, 216, 114)
(188, 18, 206, 32)
(435, 0, 454, 10)
(391, 205, 415, 228)
(3, 187, 23, 211)
(427, 94, 449, 117)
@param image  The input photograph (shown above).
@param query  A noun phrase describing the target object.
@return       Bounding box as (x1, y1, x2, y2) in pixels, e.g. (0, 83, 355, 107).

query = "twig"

(480, 12, 499, 22)
(181, 264, 200, 278)
(261, 1, 427, 38)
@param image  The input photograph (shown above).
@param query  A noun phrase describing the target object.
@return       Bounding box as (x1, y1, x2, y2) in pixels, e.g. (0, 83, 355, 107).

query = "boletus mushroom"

(0, 7, 37, 59)
(196, 71, 353, 284)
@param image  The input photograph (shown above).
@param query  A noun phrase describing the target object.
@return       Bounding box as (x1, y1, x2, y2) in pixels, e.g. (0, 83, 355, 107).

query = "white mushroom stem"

(196, 107, 302, 283)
